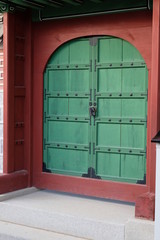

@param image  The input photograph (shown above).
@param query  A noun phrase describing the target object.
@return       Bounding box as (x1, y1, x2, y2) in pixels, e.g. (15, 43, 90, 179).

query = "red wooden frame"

(0, 170, 28, 194)
(3, 12, 15, 173)
(34, 173, 149, 202)
(0, 12, 30, 193)
(32, 11, 152, 202)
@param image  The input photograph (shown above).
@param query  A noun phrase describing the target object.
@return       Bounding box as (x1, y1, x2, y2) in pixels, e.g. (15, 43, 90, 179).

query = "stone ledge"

(125, 219, 154, 240)
(0, 221, 85, 240)
(0, 187, 38, 202)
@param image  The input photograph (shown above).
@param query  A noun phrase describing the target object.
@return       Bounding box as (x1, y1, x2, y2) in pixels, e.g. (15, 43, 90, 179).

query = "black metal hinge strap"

(82, 167, 101, 179)
(89, 37, 97, 46)
(140, 150, 146, 154)
(44, 112, 46, 122)
(140, 93, 148, 97)
(89, 142, 91, 154)
(44, 139, 51, 149)
(89, 115, 91, 126)
(94, 59, 101, 71)
(44, 89, 46, 100)
(94, 89, 96, 101)
(93, 143, 95, 154)
(90, 89, 92, 101)
(136, 174, 146, 184)
(140, 119, 147, 123)
(95, 93, 101, 97)
(84, 142, 91, 154)
(94, 59, 96, 72)
(43, 162, 51, 173)
(90, 59, 92, 72)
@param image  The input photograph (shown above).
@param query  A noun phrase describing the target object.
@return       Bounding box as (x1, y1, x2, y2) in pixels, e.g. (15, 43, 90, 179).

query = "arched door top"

(43, 36, 148, 184)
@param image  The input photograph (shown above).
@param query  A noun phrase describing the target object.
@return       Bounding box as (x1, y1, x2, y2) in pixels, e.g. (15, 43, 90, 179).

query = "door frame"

(32, 11, 153, 203)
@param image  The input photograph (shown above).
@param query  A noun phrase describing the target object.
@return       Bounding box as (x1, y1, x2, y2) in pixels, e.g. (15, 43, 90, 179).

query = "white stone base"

(125, 219, 154, 240)
(0, 189, 155, 240)
(0, 221, 85, 240)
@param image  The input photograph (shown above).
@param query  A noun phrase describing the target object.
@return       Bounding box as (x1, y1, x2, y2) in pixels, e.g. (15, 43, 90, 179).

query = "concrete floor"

(0, 188, 155, 240)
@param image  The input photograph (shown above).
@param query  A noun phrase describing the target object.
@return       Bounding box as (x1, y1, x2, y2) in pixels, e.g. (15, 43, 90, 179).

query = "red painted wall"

(3, 12, 26, 173)
(0, 12, 30, 193)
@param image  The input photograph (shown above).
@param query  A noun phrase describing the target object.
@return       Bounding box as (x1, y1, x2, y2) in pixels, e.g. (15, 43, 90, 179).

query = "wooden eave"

(0, 0, 153, 21)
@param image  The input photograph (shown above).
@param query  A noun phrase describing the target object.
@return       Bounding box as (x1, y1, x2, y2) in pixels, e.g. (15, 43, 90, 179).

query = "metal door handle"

(89, 107, 96, 117)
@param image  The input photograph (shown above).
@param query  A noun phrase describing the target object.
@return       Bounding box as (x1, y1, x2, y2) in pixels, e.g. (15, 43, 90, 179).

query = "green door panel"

(98, 38, 123, 62)
(96, 152, 120, 177)
(48, 69, 90, 92)
(122, 68, 146, 92)
(98, 99, 121, 117)
(121, 124, 145, 149)
(121, 154, 145, 180)
(69, 98, 89, 116)
(48, 70, 68, 91)
(69, 40, 90, 64)
(47, 121, 89, 144)
(68, 70, 90, 92)
(47, 97, 68, 116)
(123, 41, 144, 62)
(49, 39, 90, 64)
(49, 45, 69, 65)
(121, 99, 146, 118)
(97, 123, 121, 147)
(46, 147, 88, 176)
(43, 36, 148, 184)
(98, 69, 122, 92)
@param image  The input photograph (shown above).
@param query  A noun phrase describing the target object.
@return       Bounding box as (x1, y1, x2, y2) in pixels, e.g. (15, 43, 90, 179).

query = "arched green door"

(43, 36, 148, 184)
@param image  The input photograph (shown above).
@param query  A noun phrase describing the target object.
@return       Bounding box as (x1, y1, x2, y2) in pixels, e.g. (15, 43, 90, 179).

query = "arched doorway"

(43, 36, 148, 184)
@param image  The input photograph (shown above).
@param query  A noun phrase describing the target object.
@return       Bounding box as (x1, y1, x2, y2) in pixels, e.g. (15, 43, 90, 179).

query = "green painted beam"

(62, 0, 83, 6)
(22, 0, 44, 8)
(47, 0, 64, 7)
(8, 0, 43, 10)
(0, 0, 153, 19)
(89, 0, 103, 3)
(34, 0, 63, 8)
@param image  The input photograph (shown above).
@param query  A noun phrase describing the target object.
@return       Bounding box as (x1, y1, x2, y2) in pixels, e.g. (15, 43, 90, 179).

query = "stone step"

(0, 221, 86, 240)
(0, 188, 154, 240)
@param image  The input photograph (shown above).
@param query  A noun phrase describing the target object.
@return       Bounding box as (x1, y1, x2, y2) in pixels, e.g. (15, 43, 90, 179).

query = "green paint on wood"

(43, 36, 148, 184)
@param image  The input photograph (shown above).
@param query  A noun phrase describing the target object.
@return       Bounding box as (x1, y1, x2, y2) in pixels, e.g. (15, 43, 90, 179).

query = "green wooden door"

(43, 36, 148, 184)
